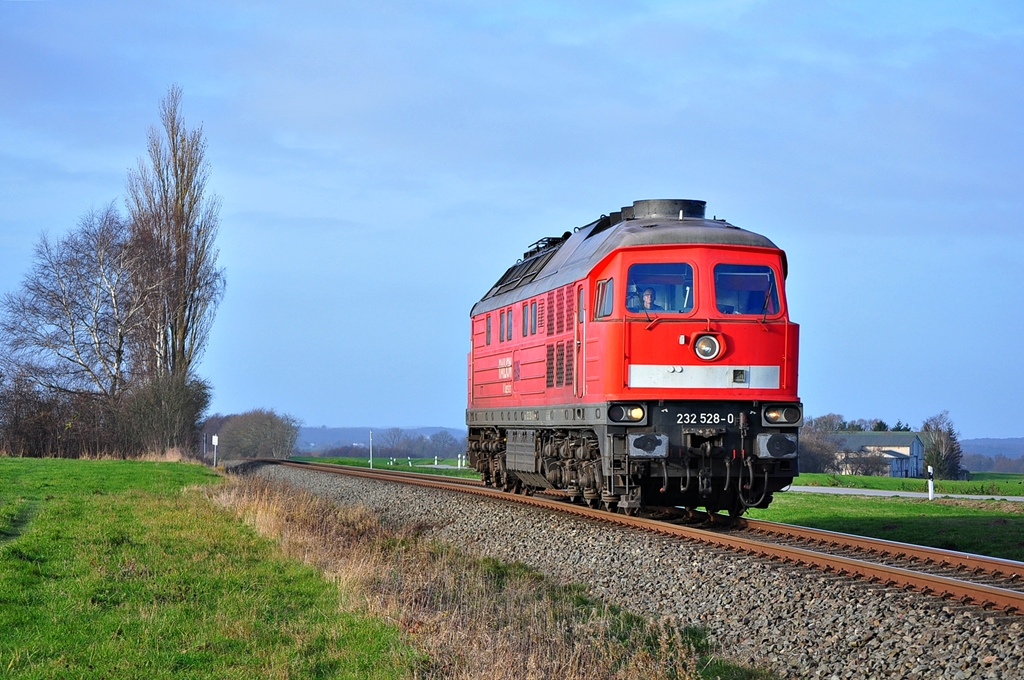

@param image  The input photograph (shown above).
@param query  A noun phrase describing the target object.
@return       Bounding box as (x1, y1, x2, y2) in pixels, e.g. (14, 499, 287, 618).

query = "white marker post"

(927, 465, 934, 501)
(369, 429, 373, 469)
(212, 434, 219, 467)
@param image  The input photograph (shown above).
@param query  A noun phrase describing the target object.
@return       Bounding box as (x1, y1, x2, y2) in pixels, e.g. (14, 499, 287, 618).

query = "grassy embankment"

(0, 458, 416, 678)
(1, 458, 772, 679)
(796, 471, 1024, 496)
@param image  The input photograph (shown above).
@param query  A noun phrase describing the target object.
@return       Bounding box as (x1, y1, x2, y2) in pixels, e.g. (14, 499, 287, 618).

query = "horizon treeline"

(312, 427, 466, 460)
(0, 86, 223, 458)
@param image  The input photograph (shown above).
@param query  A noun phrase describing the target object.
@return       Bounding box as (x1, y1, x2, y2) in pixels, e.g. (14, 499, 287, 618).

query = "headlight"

(694, 335, 721, 361)
(763, 404, 803, 425)
(609, 404, 645, 423)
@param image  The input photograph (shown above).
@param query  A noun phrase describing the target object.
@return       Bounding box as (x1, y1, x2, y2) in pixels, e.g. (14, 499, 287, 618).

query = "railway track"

(263, 459, 1024, 615)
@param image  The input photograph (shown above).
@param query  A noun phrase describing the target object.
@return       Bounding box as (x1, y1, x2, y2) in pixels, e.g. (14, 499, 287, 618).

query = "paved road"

(788, 485, 1024, 502)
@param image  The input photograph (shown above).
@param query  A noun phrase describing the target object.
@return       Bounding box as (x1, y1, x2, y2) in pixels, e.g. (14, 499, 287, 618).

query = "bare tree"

(430, 430, 459, 458)
(807, 413, 845, 432)
(797, 429, 840, 473)
(0, 205, 150, 401)
(922, 411, 964, 479)
(380, 427, 406, 452)
(837, 450, 890, 476)
(216, 409, 300, 459)
(126, 85, 225, 379)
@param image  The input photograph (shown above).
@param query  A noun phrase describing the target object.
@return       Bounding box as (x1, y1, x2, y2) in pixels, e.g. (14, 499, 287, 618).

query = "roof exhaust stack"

(631, 199, 706, 220)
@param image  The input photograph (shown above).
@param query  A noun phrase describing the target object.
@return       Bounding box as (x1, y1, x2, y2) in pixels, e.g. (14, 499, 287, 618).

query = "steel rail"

(736, 517, 1024, 578)
(262, 459, 1024, 614)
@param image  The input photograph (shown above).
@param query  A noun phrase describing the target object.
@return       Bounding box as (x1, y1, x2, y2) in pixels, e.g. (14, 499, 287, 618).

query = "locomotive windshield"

(626, 263, 694, 314)
(714, 264, 779, 315)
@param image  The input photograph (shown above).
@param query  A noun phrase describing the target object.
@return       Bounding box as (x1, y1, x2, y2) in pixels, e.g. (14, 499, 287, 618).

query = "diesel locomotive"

(466, 199, 801, 516)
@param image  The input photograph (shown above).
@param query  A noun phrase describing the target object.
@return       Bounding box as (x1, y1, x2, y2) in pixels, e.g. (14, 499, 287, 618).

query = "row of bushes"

(0, 374, 209, 458)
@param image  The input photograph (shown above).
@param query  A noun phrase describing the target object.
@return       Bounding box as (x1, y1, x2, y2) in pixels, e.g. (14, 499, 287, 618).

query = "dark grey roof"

(471, 215, 780, 316)
(829, 432, 923, 451)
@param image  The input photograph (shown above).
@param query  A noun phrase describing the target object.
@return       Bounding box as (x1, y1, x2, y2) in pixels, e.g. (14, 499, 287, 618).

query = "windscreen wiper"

(761, 277, 776, 322)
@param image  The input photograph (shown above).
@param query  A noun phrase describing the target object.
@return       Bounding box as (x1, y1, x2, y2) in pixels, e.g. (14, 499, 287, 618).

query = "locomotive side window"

(530, 301, 537, 334)
(507, 307, 513, 341)
(625, 263, 694, 313)
(714, 264, 779, 315)
(486, 315, 491, 345)
(595, 279, 614, 318)
(522, 303, 528, 337)
(499, 310, 505, 343)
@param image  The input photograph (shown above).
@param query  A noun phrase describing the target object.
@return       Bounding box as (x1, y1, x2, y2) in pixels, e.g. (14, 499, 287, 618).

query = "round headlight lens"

(609, 404, 645, 422)
(694, 335, 721, 360)
(765, 405, 802, 424)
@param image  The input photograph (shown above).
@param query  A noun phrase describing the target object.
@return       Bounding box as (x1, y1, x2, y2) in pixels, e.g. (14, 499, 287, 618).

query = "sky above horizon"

(2, 1, 1023, 438)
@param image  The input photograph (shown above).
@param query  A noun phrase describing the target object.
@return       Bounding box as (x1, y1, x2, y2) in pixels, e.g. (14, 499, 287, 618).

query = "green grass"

(749, 490, 1024, 561)
(795, 471, 1024, 496)
(0, 458, 418, 679)
(296, 456, 481, 479)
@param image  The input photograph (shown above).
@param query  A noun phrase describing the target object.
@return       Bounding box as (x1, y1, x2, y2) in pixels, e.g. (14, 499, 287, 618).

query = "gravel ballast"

(240, 463, 1022, 679)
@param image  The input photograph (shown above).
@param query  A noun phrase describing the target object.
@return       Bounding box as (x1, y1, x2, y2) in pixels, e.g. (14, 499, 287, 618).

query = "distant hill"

(296, 426, 467, 452)
(960, 438, 1024, 459)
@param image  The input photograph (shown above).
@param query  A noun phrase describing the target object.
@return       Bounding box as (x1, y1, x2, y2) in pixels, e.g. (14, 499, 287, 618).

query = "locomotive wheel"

(727, 495, 746, 518)
(619, 506, 639, 517)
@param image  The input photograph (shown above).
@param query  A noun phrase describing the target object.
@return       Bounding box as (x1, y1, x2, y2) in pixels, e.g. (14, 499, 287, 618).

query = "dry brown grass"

(208, 476, 706, 680)
(0, 448, 201, 462)
(933, 498, 1024, 513)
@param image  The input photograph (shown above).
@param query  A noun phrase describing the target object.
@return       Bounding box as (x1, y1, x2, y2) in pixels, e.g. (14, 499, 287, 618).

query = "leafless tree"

(216, 409, 300, 459)
(429, 430, 459, 457)
(797, 429, 841, 473)
(126, 85, 225, 379)
(806, 413, 845, 432)
(380, 427, 406, 452)
(0, 205, 151, 401)
(922, 411, 964, 479)
(837, 450, 890, 476)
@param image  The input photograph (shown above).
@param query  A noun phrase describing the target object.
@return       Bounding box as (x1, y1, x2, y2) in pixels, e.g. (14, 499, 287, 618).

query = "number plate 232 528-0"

(676, 412, 736, 426)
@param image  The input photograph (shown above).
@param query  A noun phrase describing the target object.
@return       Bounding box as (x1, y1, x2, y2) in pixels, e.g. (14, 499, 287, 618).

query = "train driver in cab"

(627, 284, 664, 312)
(641, 288, 663, 311)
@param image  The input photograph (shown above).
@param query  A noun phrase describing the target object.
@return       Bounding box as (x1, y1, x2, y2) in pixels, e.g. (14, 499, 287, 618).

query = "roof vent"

(631, 199, 706, 220)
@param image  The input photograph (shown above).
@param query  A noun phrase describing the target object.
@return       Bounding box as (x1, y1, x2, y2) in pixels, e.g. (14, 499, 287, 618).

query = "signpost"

(212, 434, 219, 467)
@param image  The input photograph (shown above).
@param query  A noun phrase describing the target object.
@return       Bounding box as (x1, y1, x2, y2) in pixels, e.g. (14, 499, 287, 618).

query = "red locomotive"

(466, 199, 801, 516)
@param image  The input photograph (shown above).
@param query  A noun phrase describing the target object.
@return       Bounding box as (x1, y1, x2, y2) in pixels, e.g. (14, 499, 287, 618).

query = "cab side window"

(595, 279, 614, 318)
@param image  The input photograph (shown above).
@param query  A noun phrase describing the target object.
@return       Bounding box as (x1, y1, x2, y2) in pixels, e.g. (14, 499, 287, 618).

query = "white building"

(830, 432, 925, 478)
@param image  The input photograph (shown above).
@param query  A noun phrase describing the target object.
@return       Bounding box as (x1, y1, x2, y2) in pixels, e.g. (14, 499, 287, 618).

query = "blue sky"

(2, 1, 1023, 438)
